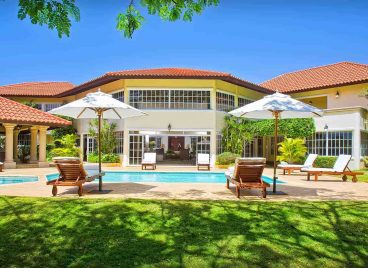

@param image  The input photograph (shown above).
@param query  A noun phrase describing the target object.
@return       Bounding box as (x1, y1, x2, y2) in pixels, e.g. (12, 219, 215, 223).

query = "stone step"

(16, 163, 48, 169)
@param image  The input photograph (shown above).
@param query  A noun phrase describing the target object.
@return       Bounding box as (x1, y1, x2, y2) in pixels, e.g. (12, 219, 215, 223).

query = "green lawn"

(357, 169, 368, 182)
(0, 197, 367, 267)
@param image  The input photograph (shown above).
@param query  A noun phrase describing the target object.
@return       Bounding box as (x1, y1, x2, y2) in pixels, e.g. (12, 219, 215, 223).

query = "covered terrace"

(0, 97, 71, 169)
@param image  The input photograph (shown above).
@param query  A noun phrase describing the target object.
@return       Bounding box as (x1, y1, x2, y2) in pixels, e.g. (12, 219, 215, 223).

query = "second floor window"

(216, 92, 235, 112)
(112, 91, 124, 102)
(129, 89, 211, 110)
(44, 103, 61, 112)
(238, 97, 253, 107)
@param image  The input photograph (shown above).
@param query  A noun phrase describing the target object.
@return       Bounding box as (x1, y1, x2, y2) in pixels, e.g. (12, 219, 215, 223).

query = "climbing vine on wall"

(222, 115, 315, 154)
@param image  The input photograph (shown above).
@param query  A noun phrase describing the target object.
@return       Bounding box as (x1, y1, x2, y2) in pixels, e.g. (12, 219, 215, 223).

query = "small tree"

(277, 138, 307, 164)
(50, 134, 80, 158)
(88, 119, 118, 154)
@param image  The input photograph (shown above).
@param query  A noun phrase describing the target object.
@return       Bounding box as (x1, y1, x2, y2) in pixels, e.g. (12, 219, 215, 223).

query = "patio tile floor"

(0, 166, 368, 200)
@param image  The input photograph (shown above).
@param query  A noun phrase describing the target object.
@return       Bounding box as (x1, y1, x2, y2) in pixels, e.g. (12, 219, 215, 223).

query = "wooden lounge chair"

(278, 154, 318, 175)
(142, 153, 156, 170)
(197, 153, 210, 170)
(302, 154, 363, 182)
(47, 158, 104, 196)
(0, 162, 3, 172)
(226, 158, 269, 198)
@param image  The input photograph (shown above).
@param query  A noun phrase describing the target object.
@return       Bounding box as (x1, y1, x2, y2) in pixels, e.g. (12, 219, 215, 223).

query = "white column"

(210, 130, 217, 167)
(13, 129, 19, 161)
(3, 123, 17, 169)
(122, 126, 130, 167)
(30, 126, 38, 163)
(38, 126, 49, 167)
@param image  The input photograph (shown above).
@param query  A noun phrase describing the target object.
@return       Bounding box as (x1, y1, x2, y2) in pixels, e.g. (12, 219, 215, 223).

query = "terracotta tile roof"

(261, 62, 368, 93)
(60, 67, 271, 96)
(0, 82, 74, 97)
(0, 97, 71, 127)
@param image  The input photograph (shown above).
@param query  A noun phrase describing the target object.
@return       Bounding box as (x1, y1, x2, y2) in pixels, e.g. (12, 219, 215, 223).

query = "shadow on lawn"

(0, 197, 367, 267)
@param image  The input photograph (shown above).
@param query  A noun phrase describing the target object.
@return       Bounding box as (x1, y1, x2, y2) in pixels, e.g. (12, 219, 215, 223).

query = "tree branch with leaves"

(15, 0, 219, 38)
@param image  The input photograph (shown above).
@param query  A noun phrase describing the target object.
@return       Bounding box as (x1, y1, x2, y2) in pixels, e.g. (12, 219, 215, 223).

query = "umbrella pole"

(273, 111, 279, 193)
(98, 110, 102, 192)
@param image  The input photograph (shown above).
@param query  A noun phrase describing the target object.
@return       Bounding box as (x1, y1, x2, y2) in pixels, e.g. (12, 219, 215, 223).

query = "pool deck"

(0, 166, 368, 201)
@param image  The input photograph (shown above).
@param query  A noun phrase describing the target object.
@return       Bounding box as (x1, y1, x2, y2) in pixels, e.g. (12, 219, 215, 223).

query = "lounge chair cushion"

(142, 153, 156, 164)
(197, 154, 210, 165)
(278, 154, 318, 169)
(302, 155, 351, 173)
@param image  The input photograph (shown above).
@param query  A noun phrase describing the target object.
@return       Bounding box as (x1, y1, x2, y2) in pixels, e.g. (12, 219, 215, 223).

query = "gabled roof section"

(261, 62, 368, 93)
(0, 97, 71, 127)
(0, 82, 74, 97)
(59, 67, 271, 96)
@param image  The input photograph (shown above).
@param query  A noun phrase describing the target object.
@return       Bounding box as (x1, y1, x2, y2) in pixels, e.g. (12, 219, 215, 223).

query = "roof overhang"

(58, 74, 272, 97)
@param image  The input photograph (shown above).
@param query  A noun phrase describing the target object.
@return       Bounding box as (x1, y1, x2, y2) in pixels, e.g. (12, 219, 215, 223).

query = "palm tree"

(277, 138, 307, 164)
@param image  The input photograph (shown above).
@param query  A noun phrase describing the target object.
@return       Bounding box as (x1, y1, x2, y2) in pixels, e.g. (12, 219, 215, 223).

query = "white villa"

(0, 62, 367, 169)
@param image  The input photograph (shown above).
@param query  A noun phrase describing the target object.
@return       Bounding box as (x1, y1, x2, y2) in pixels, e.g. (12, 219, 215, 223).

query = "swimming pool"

(46, 172, 285, 184)
(0, 176, 38, 185)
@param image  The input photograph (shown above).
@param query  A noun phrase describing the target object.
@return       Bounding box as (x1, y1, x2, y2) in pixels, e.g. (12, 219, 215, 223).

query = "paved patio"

(0, 166, 367, 200)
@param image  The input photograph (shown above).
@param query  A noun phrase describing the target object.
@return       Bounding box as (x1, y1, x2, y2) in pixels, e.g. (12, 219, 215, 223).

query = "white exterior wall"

(313, 107, 366, 169)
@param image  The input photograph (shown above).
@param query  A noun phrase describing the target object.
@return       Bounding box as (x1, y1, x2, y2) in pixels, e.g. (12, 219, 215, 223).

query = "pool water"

(46, 172, 285, 184)
(0, 176, 38, 185)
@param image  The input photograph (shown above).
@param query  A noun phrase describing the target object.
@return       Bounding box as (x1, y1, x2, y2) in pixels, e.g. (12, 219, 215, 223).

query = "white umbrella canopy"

(229, 92, 323, 194)
(229, 92, 322, 119)
(48, 90, 147, 119)
(49, 90, 146, 191)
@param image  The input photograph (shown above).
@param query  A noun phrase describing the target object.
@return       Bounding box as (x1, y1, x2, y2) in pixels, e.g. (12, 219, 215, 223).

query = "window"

(216, 92, 235, 112)
(112, 91, 124, 102)
(306, 131, 353, 156)
(238, 97, 252, 107)
(191, 136, 211, 155)
(129, 134, 143, 165)
(18, 133, 31, 146)
(44, 103, 61, 112)
(170, 90, 210, 109)
(243, 140, 254, 157)
(216, 133, 223, 155)
(129, 89, 211, 110)
(130, 90, 170, 109)
(115, 131, 124, 154)
(148, 136, 162, 149)
(361, 132, 368, 156)
(87, 136, 97, 154)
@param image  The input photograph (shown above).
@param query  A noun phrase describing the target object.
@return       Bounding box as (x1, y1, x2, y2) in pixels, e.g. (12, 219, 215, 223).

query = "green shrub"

(313, 156, 337, 168)
(88, 153, 120, 163)
(277, 138, 307, 164)
(363, 157, 368, 168)
(50, 134, 80, 159)
(50, 147, 80, 158)
(216, 152, 240, 165)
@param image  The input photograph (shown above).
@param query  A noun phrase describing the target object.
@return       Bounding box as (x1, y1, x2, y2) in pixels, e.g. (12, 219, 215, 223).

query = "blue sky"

(0, 0, 367, 86)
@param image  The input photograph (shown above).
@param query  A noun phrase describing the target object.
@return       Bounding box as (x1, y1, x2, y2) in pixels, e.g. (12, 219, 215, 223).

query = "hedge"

(216, 152, 240, 165)
(313, 156, 337, 168)
(88, 153, 120, 163)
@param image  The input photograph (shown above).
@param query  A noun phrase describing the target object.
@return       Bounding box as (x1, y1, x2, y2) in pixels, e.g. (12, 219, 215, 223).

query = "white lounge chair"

(278, 154, 318, 175)
(0, 161, 3, 172)
(301, 154, 363, 182)
(142, 153, 157, 170)
(197, 153, 210, 170)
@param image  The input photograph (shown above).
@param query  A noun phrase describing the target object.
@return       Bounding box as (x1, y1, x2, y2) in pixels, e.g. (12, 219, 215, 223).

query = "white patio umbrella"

(49, 90, 146, 191)
(229, 92, 322, 193)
